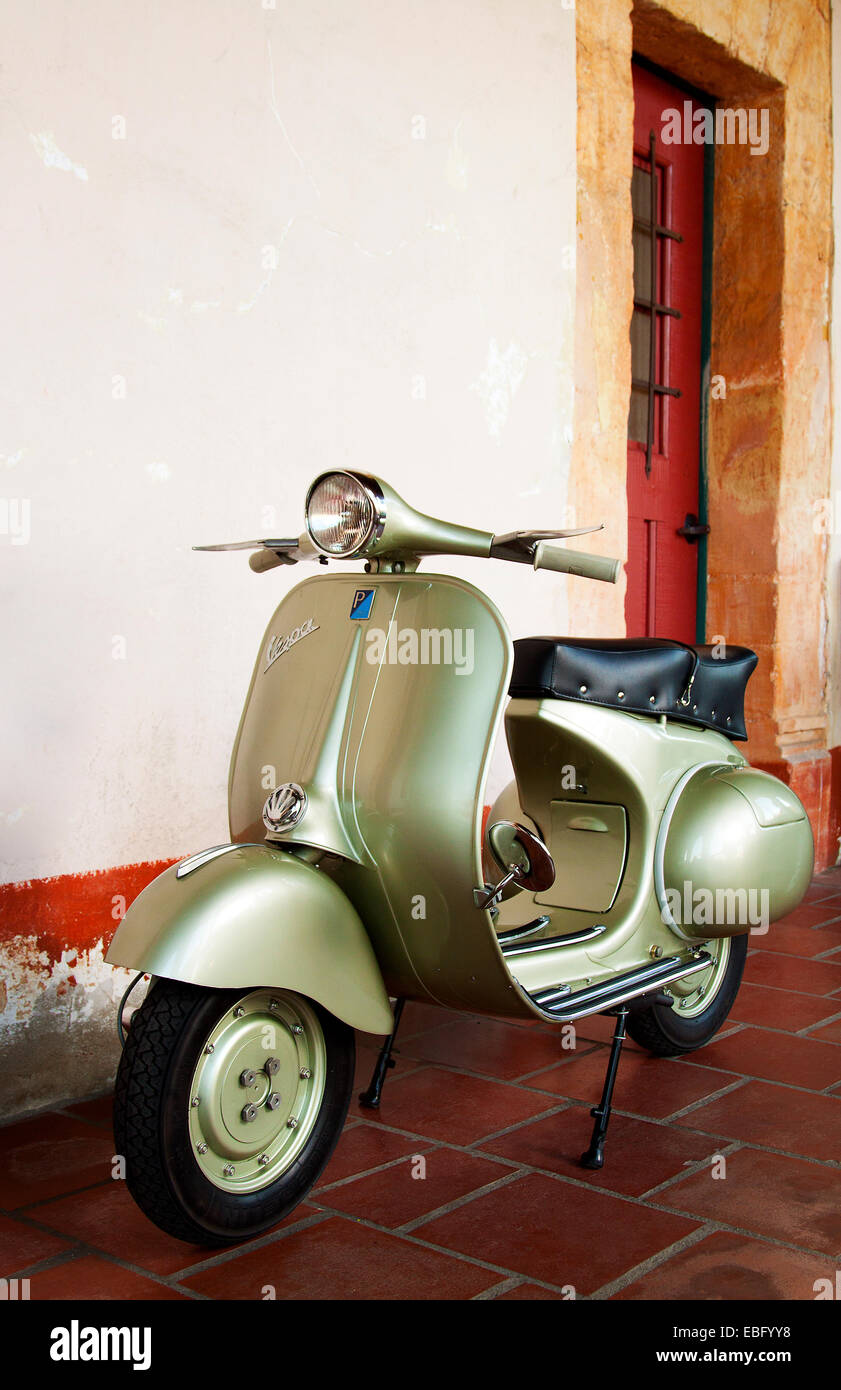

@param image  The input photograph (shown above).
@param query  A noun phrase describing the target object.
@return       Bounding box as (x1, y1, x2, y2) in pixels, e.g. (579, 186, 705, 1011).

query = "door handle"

(676, 512, 711, 543)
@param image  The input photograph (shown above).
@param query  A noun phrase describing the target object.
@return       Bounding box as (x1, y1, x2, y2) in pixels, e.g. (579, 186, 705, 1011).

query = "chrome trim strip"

(496, 916, 551, 945)
(502, 923, 607, 958)
(175, 843, 264, 879)
(533, 951, 712, 1021)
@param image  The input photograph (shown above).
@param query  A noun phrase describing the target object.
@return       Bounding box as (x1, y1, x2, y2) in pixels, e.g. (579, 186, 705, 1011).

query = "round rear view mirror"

(487, 821, 555, 894)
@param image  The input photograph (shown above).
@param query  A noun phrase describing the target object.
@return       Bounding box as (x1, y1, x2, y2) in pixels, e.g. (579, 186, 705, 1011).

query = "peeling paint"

(0, 860, 176, 1116)
(29, 132, 88, 181)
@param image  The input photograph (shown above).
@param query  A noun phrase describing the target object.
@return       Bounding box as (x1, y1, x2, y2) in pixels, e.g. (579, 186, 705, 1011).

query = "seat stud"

(617, 691, 624, 699)
(649, 695, 656, 704)
(579, 684, 587, 693)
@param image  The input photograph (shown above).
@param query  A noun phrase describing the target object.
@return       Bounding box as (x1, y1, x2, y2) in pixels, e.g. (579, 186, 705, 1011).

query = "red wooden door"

(626, 64, 705, 642)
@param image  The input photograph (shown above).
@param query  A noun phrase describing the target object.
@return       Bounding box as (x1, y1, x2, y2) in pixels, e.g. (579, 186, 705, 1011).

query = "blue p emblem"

(349, 589, 375, 620)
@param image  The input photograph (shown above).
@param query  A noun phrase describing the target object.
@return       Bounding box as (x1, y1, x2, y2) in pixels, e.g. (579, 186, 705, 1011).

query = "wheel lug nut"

(269, 999, 279, 1011)
(266, 1092, 282, 1111)
(223, 1164, 235, 1177)
(204, 1042, 215, 1054)
(287, 1117, 298, 1129)
(241, 1102, 258, 1123)
(258, 1153, 269, 1166)
(264, 1057, 280, 1076)
(234, 1006, 245, 1018)
(291, 1025, 303, 1035)
(191, 1096, 200, 1107)
(196, 1142, 208, 1155)
(299, 1067, 311, 1080)
(239, 1069, 257, 1086)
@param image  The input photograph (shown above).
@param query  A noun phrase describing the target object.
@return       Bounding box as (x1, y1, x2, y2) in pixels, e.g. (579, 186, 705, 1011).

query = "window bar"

(634, 132, 682, 467)
(646, 130, 658, 478)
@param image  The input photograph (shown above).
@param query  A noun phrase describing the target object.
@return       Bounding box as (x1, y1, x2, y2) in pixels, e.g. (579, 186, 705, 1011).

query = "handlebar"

(533, 540, 620, 585)
(201, 526, 621, 583)
(248, 548, 297, 573)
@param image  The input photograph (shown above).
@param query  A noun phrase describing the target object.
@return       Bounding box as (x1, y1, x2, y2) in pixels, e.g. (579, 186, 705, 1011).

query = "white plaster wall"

(1, 0, 577, 887)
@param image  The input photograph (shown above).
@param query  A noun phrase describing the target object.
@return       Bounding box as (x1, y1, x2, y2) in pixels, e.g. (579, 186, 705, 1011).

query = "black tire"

(113, 979, 354, 1247)
(625, 934, 748, 1057)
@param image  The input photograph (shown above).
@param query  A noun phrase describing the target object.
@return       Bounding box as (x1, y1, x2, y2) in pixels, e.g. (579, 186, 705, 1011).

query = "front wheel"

(114, 980, 355, 1246)
(626, 934, 748, 1056)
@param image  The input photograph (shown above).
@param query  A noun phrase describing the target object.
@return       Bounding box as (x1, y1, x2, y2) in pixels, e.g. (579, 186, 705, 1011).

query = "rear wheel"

(626, 934, 748, 1056)
(114, 980, 354, 1246)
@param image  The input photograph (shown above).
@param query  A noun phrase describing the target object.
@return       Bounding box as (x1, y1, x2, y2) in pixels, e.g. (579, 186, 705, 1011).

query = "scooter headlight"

(305, 472, 379, 557)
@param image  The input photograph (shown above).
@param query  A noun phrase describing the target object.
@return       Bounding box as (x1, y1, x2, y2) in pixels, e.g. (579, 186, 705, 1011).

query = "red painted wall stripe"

(1, 809, 497, 964)
(0, 859, 179, 958)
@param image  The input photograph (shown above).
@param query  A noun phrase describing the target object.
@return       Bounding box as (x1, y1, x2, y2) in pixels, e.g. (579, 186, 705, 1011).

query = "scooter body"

(106, 471, 814, 1244)
(111, 565, 812, 1024)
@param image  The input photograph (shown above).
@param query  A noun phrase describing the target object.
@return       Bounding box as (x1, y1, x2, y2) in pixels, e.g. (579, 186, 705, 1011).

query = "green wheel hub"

(666, 936, 732, 1019)
(188, 989, 327, 1193)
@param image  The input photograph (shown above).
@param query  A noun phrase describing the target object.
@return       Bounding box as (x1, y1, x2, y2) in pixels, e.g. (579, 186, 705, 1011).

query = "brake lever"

(490, 524, 604, 564)
(193, 538, 301, 553)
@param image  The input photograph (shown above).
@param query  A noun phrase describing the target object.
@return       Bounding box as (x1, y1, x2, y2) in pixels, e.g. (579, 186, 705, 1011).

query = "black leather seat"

(509, 637, 757, 740)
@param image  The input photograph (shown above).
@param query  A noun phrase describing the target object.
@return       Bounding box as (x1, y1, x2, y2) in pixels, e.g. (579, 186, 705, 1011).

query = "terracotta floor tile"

(530, 1048, 736, 1118)
(743, 952, 841, 996)
(770, 903, 841, 930)
(674, 1080, 841, 1161)
(28, 1254, 187, 1300)
(568, 1014, 646, 1050)
(808, 1016, 841, 1044)
(729, 984, 841, 1032)
(683, 1025, 841, 1090)
(364, 1066, 559, 1145)
(26, 1180, 217, 1277)
(753, 922, 841, 957)
(652, 1147, 841, 1255)
(417, 1172, 699, 1295)
(802, 882, 841, 905)
(0, 1213, 73, 1274)
(400, 1016, 584, 1081)
(61, 1094, 114, 1129)
(481, 1108, 720, 1198)
(0, 1114, 116, 1209)
(352, 1046, 425, 1099)
(355, 1003, 465, 1055)
(614, 1230, 833, 1301)
(181, 1215, 498, 1300)
(313, 1122, 427, 1188)
(317, 1148, 513, 1227)
(399, 1003, 469, 1037)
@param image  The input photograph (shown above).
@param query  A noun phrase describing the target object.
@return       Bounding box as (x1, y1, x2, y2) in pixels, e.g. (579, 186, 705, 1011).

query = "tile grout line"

(588, 1222, 718, 1300)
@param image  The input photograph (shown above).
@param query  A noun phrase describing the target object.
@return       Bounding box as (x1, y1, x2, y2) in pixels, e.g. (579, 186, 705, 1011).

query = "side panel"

(228, 572, 534, 1018)
(105, 845, 394, 1034)
(502, 697, 746, 994)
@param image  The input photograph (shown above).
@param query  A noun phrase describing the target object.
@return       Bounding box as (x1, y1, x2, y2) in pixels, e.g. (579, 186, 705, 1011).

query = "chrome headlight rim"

(304, 470, 384, 558)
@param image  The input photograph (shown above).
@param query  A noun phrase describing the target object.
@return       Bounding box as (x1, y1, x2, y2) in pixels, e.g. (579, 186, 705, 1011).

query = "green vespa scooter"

(108, 471, 813, 1245)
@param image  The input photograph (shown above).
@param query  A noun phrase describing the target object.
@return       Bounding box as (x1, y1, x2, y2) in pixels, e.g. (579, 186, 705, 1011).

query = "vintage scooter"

(108, 471, 813, 1246)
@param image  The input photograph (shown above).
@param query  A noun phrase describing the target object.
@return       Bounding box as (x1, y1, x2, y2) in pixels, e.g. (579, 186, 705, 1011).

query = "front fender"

(105, 843, 394, 1034)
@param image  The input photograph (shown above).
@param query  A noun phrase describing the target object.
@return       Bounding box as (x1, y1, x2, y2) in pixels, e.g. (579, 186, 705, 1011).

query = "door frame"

(631, 53, 715, 645)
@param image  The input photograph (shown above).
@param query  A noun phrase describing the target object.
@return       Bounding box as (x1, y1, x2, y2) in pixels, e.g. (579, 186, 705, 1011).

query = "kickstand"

(580, 1005, 629, 1170)
(358, 998, 405, 1109)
